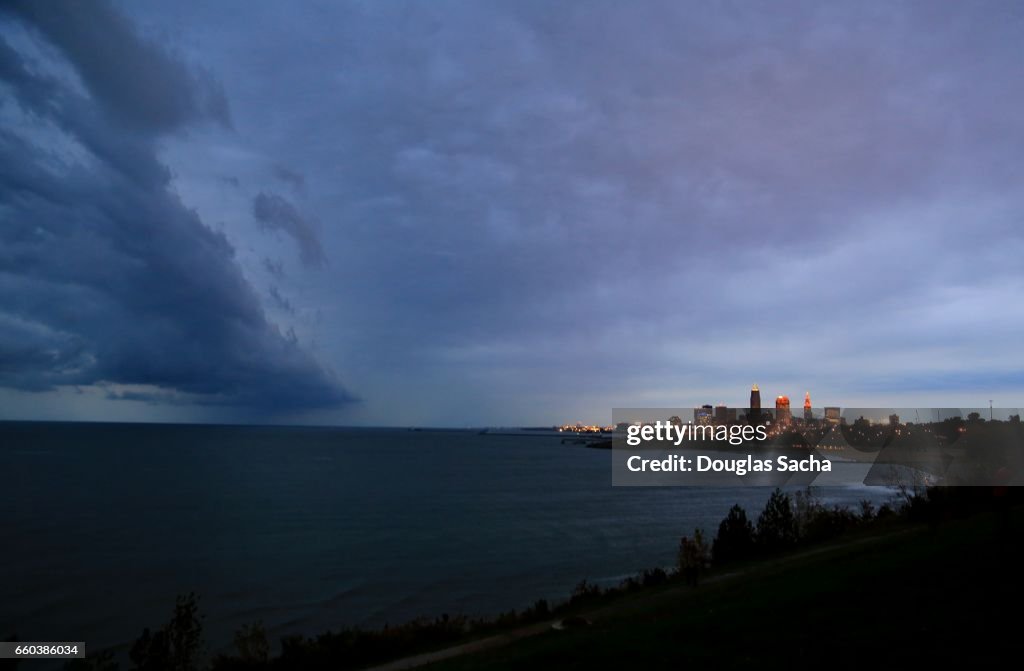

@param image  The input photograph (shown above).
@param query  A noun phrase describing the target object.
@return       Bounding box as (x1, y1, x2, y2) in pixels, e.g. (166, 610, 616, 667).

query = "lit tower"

(776, 395, 791, 425)
(749, 384, 761, 423)
(804, 392, 812, 421)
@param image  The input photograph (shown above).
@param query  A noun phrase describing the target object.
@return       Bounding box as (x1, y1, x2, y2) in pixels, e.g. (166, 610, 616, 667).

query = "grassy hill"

(425, 504, 1022, 669)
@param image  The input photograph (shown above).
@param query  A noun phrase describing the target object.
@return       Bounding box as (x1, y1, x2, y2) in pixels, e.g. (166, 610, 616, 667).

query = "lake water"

(0, 422, 898, 657)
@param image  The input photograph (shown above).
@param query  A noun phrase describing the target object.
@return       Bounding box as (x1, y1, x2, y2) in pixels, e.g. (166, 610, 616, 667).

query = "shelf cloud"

(0, 1, 352, 413)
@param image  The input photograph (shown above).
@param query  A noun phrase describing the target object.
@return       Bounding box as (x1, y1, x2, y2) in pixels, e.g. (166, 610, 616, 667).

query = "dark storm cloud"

(0, 4, 351, 410)
(252, 192, 325, 267)
(5, 0, 1024, 424)
(4, 0, 229, 132)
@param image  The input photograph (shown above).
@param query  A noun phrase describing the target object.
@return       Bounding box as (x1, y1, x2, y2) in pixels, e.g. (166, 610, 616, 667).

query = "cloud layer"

(3, 1, 1024, 424)
(0, 1, 351, 412)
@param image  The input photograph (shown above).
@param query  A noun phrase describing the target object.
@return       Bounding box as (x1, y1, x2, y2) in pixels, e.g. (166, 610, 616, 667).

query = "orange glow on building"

(776, 395, 791, 424)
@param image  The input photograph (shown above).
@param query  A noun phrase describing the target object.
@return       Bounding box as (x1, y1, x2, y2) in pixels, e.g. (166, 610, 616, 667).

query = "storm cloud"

(0, 2, 351, 411)
(2, 1, 1024, 425)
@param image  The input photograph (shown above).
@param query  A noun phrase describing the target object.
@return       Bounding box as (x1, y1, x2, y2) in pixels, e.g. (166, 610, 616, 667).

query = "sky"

(1, 0, 1023, 427)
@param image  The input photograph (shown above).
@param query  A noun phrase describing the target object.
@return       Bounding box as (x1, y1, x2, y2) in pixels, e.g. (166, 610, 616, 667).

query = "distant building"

(715, 404, 729, 424)
(694, 404, 713, 425)
(749, 384, 761, 423)
(776, 395, 791, 425)
(889, 413, 900, 426)
(804, 392, 813, 421)
(824, 407, 841, 424)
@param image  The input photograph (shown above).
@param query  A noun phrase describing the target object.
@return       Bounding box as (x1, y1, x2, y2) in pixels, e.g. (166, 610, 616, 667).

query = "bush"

(641, 567, 669, 587)
(569, 579, 603, 605)
(272, 613, 470, 671)
(801, 505, 858, 543)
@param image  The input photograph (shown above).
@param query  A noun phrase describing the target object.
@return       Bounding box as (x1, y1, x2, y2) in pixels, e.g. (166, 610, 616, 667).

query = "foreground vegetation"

(5, 486, 1015, 670)
(429, 489, 1022, 670)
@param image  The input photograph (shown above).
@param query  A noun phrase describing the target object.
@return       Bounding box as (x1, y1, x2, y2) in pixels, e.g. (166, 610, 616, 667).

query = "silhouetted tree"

(130, 627, 169, 671)
(712, 504, 755, 564)
(232, 622, 268, 664)
(756, 488, 797, 553)
(528, 599, 549, 618)
(130, 593, 204, 671)
(792, 487, 821, 532)
(569, 579, 602, 605)
(679, 528, 709, 585)
(859, 499, 876, 521)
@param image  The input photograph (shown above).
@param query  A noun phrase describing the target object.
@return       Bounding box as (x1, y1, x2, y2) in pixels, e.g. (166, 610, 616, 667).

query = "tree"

(130, 593, 204, 671)
(792, 487, 821, 531)
(712, 504, 755, 564)
(756, 488, 798, 553)
(859, 499, 876, 521)
(232, 622, 269, 664)
(130, 626, 169, 671)
(678, 528, 709, 586)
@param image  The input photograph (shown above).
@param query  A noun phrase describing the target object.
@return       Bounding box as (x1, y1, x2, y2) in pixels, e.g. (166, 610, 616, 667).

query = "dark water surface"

(0, 422, 897, 655)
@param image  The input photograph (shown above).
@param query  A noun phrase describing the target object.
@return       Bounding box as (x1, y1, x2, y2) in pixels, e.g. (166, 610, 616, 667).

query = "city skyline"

(2, 1, 1024, 427)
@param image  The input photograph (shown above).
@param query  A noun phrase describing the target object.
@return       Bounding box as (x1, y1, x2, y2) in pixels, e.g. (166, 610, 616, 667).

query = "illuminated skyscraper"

(776, 395, 791, 425)
(749, 384, 761, 423)
(694, 404, 713, 425)
(804, 392, 812, 421)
